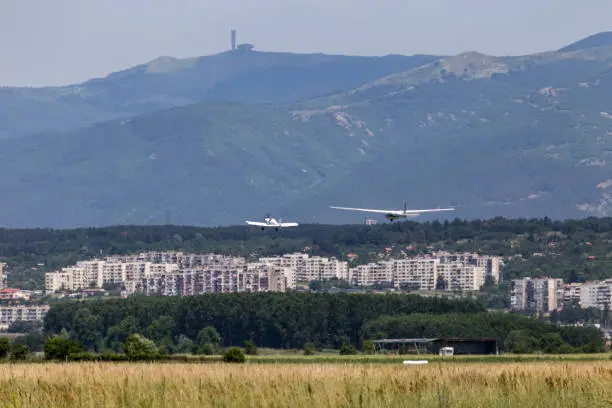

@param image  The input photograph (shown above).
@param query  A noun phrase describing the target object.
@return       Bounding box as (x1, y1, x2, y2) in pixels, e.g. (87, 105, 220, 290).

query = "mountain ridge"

(1, 33, 612, 227)
(0, 51, 437, 139)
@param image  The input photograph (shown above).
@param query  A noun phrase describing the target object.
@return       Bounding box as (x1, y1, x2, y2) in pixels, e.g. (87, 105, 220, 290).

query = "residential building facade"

(510, 277, 563, 313)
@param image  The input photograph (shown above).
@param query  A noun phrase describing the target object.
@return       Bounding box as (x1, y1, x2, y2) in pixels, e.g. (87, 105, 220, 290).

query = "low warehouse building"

(371, 338, 498, 355)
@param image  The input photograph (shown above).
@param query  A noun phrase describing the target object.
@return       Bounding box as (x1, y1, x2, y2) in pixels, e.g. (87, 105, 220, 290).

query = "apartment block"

(45, 271, 75, 293)
(579, 280, 612, 310)
(44, 251, 503, 298)
(510, 277, 563, 313)
(45, 252, 298, 297)
(561, 283, 582, 304)
(258, 253, 349, 282)
(350, 256, 489, 293)
(433, 252, 502, 283)
(351, 262, 393, 287)
(392, 258, 439, 290)
(0, 262, 5, 290)
(436, 262, 485, 292)
(0, 305, 50, 326)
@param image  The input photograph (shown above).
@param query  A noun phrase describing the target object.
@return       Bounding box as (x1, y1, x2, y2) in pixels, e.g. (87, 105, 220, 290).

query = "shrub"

(582, 339, 604, 353)
(174, 335, 195, 354)
(339, 343, 357, 355)
(244, 340, 258, 356)
(223, 347, 246, 363)
(0, 337, 10, 359)
(196, 327, 221, 349)
(362, 340, 375, 355)
(303, 342, 315, 356)
(10, 344, 29, 361)
(44, 336, 82, 360)
(124, 334, 160, 360)
(556, 344, 576, 354)
(540, 333, 564, 354)
(198, 343, 215, 355)
(67, 352, 146, 362)
(504, 330, 539, 354)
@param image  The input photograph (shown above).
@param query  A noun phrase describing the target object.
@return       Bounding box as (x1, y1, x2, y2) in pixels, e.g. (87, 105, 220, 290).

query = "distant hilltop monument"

(230, 29, 254, 52)
(231, 29, 236, 50)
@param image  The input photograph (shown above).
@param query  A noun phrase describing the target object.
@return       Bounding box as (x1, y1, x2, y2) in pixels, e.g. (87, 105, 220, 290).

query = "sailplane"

(329, 202, 455, 222)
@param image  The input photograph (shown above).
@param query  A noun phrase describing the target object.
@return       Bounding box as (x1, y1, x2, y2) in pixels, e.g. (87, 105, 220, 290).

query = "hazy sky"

(1, 0, 611, 87)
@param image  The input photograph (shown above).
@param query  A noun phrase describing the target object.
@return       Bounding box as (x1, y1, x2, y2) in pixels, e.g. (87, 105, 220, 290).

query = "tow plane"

(246, 215, 299, 231)
(329, 201, 455, 222)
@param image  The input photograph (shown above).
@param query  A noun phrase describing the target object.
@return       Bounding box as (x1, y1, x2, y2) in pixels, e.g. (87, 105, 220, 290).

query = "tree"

(44, 336, 82, 360)
(582, 339, 603, 353)
(481, 275, 497, 291)
(13, 332, 45, 353)
(199, 343, 215, 355)
(71, 309, 102, 351)
(436, 276, 448, 291)
(223, 347, 246, 363)
(7, 320, 41, 333)
(175, 335, 195, 354)
(602, 302, 610, 329)
(503, 330, 539, 354)
(196, 326, 221, 354)
(104, 316, 139, 352)
(362, 340, 375, 355)
(339, 343, 357, 355)
(10, 344, 29, 361)
(0, 337, 10, 359)
(303, 342, 315, 356)
(124, 334, 159, 360)
(308, 281, 323, 292)
(244, 340, 258, 355)
(147, 316, 176, 352)
(540, 333, 564, 354)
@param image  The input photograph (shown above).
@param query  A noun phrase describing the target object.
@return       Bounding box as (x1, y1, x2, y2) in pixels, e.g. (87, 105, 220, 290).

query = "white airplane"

(329, 202, 455, 222)
(245, 215, 299, 231)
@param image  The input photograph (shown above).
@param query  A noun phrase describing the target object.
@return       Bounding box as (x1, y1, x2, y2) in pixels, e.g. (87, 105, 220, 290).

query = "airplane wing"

(329, 206, 405, 215)
(246, 221, 268, 227)
(329, 206, 455, 215)
(279, 222, 299, 227)
(403, 208, 455, 214)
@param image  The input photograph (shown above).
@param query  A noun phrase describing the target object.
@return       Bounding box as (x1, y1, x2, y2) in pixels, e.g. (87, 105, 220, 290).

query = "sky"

(1, 0, 611, 87)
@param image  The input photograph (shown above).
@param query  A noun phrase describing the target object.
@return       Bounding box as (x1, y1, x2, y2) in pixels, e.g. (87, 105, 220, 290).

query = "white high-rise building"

(510, 277, 563, 313)
(580, 280, 612, 310)
(258, 253, 349, 283)
(0, 262, 6, 290)
(434, 252, 502, 283)
(352, 262, 393, 287)
(392, 258, 439, 291)
(351, 256, 490, 292)
(436, 262, 485, 292)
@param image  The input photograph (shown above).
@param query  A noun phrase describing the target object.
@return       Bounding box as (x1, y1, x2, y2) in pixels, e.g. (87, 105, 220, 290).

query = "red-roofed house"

(0, 288, 30, 301)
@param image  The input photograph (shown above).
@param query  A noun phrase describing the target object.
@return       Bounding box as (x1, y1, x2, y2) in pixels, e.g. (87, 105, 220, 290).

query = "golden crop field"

(0, 362, 611, 408)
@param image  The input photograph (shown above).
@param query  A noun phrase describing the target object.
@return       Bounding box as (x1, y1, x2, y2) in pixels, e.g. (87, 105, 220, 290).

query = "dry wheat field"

(0, 362, 611, 408)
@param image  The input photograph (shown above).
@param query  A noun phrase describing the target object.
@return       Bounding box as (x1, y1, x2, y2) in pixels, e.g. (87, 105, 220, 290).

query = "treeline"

(3, 216, 612, 289)
(44, 293, 485, 351)
(42, 293, 605, 354)
(362, 313, 603, 353)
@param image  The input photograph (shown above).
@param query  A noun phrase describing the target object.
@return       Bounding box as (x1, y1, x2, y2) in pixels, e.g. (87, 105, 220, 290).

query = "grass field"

(0, 361, 611, 407)
(241, 353, 612, 364)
